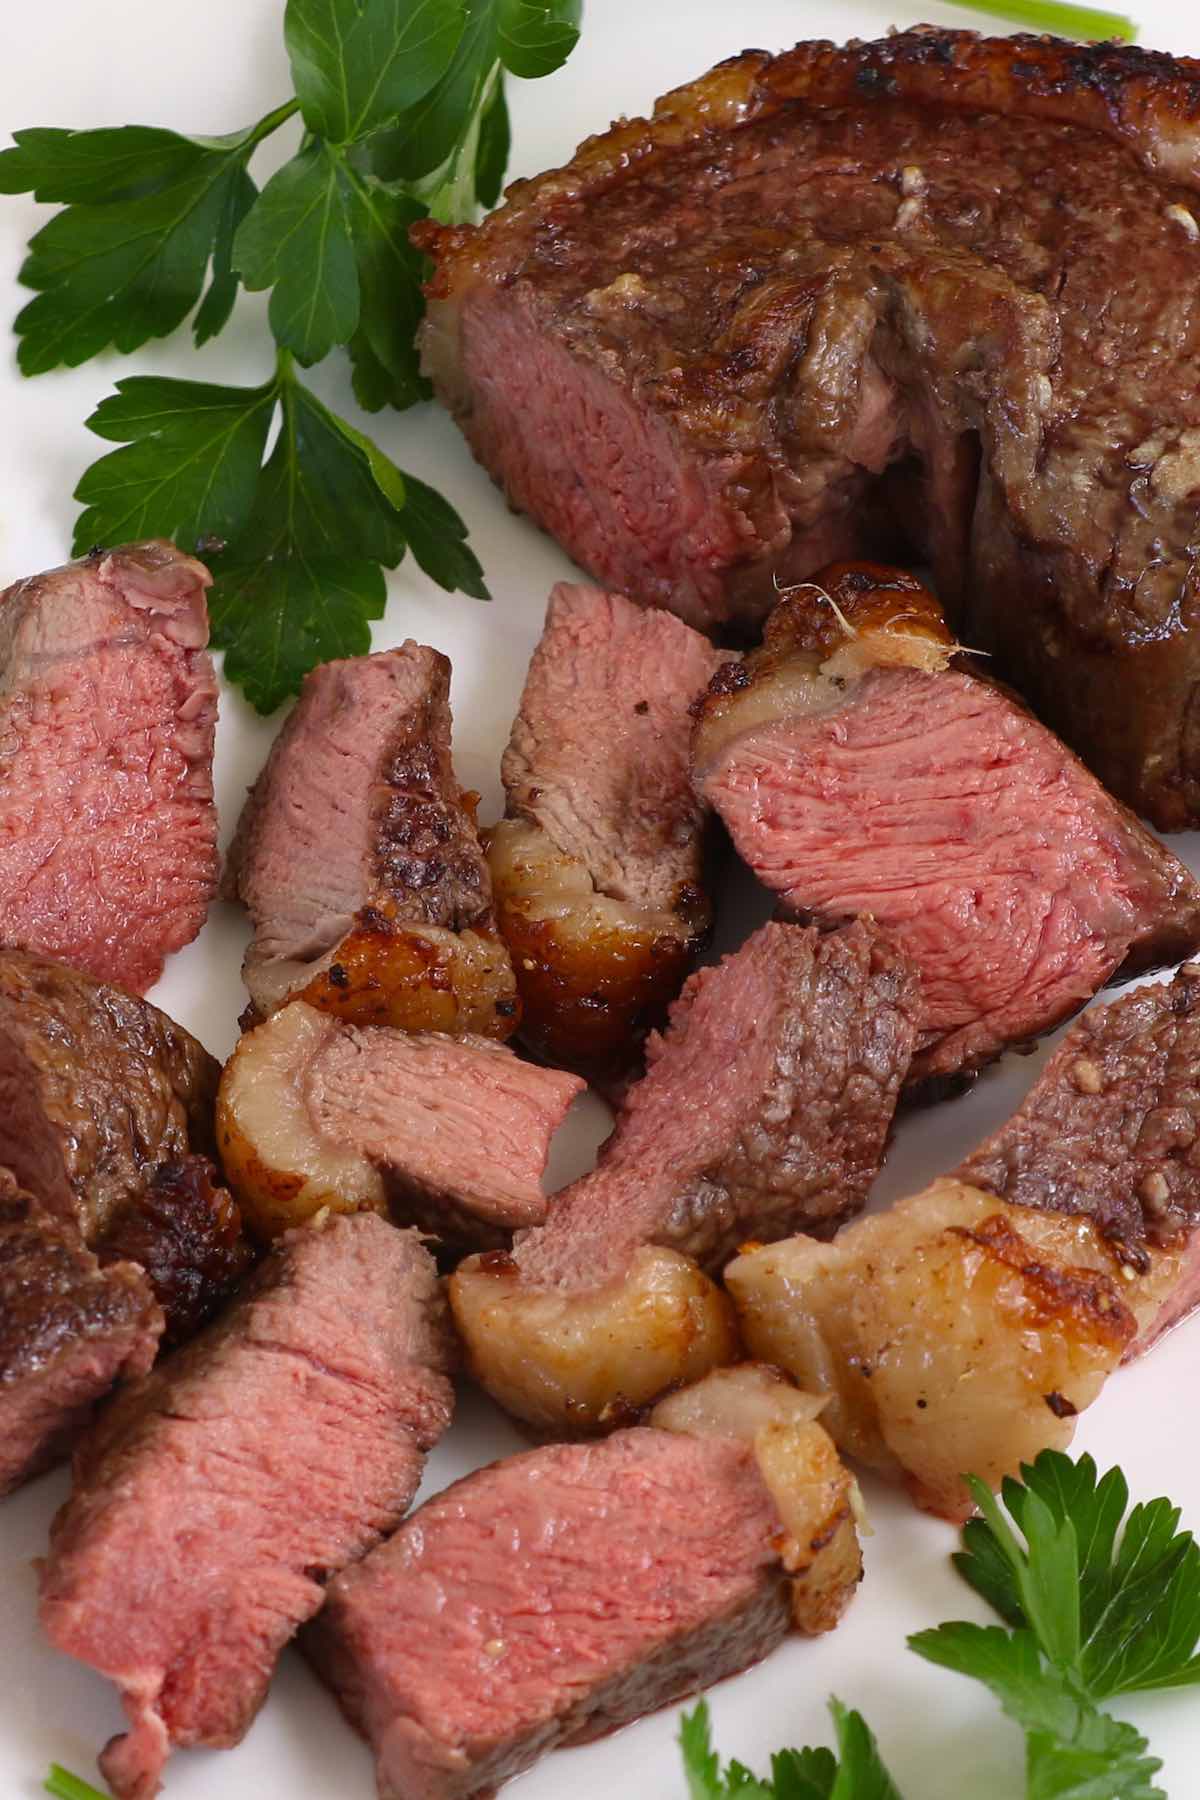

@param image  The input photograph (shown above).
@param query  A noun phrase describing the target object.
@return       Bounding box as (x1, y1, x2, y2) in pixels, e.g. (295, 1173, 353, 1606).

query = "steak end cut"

(417, 29, 1200, 826)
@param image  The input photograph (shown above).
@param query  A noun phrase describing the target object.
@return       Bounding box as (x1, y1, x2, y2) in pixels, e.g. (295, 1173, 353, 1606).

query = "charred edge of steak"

(93, 1157, 256, 1348)
(415, 28, 1200, 285)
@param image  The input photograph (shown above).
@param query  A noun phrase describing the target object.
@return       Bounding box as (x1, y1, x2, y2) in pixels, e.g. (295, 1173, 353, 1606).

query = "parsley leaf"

(496, 0, 581, 79)
(953, 1451, 1200, 1702)
(72, 375, 276, 555)
(341, 167, 430, 412)
(678, 1698, 904, 1800)
(233, 142, 359, 365)
(475, 73, 511, 207)
(193, 165, 258, 346)
(283, 0, 465, 144)
(0, 107, 296, 372)
(394, 469, 489, 597)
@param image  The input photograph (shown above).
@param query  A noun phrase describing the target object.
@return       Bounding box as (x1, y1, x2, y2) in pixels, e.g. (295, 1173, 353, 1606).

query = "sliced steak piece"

(0, 540, 217, 990)
(417, 30, 1200, 827)
(0, 950, 219, 1243)
(487, 582, 727, 1083)
(450, 918, 918, 1432)
(39, 1213, 455, 1800)
(727, 964, 1200, 1519)
(93, 1157, 254, 1348)
(226, 645, 518, 1035)
(0, 1174, 162, 1498)
(694, 563, 1200, 1086)
(217, 999, 584, 1248)
(304, 1364, 860, 1800)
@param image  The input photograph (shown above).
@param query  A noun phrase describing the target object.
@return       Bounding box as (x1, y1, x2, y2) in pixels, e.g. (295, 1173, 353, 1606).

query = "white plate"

(2, 2, 1199, 1794)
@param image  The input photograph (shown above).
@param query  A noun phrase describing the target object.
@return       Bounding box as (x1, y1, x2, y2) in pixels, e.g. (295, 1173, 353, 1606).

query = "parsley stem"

(964, 0, 1137, 38)
(44, 1766, 109, 1800)
(244, 97, 302, 153)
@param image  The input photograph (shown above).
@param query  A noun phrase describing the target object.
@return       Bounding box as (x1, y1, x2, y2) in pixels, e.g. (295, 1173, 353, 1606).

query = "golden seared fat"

(485, 818, 703, 1078)
(727, 1178, 1183, 1520)
(650, 1364, 863, 1633)
(216, 1003, 385, 1241)
(448, 1244, 739, 1435)
(292, 909, 521, 1040)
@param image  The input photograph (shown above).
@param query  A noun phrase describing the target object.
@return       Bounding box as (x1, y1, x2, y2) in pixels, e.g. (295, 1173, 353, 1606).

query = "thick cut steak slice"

(487, 582, 727, 1083)
(418, 30, 1200, 827)
(728, 965, 1200, 1519)
(39, 1214, 455, 1800)
(517, 916, 918, 1279)
(0, 1174, 162, 1498)
(0, 540, 217, 989)
(694, 564, 1200, 1085)
(216, 999, 584, 1248)
(226, 645, 518, 1035)
(304, 1366, 860, 1800)
(0, 950, 219, 1244)
(449, 918, 917, 1434)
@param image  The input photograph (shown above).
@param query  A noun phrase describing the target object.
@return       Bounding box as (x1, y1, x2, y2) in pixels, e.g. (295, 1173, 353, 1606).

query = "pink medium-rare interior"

(514, 925, 787, 1285)
(39, 1217, 452, 1800)
(449, 284, 761, 635)
(702, 666, 1146, 1060)
(315, 1429, 782, 1775)
(230, 646, 445, 967)
(0, 547, 217, 994)
(306, 1029, 584, 1228)
(503, 582, 724, 910)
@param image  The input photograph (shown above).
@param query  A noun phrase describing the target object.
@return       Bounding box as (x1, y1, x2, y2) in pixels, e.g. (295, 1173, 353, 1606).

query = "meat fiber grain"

(39, 1214, 454, 1800)
(0, 541, 217, 989)
(694, 563, 1200, 1085)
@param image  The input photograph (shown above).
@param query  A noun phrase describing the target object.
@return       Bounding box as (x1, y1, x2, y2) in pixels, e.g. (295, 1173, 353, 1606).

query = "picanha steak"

(486, 581, 727, 1084)
(304, 1366, 861, 1800)
(729, 963, 1200, 1518)
(450, 917, 918, 1433)
(39, 1213, 455, 1800)
(417, 29, 1200, 827)
(0, 540, 218, 988)
(694, 562, 1200, 1085)
(217, 999, 584, 1248)
(226, 644, 519, 1034)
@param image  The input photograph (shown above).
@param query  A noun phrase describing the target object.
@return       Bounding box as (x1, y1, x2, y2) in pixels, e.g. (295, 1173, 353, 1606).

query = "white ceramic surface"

(2, 2, 1199, 1794)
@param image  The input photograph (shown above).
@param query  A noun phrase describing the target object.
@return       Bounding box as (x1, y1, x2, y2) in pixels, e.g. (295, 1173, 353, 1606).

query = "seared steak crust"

(227, 646, 518, 1034)
(419, 29, 1200, 825)
(0, 1174, 162, 1497)
(958, 964, 1200, 1266)
(0, 951, 218, 1244)
(93, 1157, 254, 1347)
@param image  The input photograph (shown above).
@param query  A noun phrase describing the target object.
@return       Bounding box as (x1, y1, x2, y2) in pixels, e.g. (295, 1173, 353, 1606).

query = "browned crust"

(949, 1212, 1137, 1351)
(765, 560, 955, 660)
(415, 28, 1200, 291)
(490, 890, 701, 1084)
(291, 911, 520, 1041)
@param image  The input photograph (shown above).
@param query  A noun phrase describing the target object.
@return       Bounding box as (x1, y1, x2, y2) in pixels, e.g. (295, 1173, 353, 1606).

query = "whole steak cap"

(418, 29, 1200, 825)
(0, 540, 218, 989)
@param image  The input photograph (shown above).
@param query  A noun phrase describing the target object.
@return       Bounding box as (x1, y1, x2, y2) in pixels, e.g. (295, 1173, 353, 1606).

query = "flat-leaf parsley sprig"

(0, 0, 582, 712)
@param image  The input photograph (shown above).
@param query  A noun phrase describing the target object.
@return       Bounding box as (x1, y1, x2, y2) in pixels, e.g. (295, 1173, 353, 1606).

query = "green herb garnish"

(0, 0, 582, 711)
(966, 0, 1136, 40)
(682, 1451, 1200, 1799)
(44, 1766, 109, 1800)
